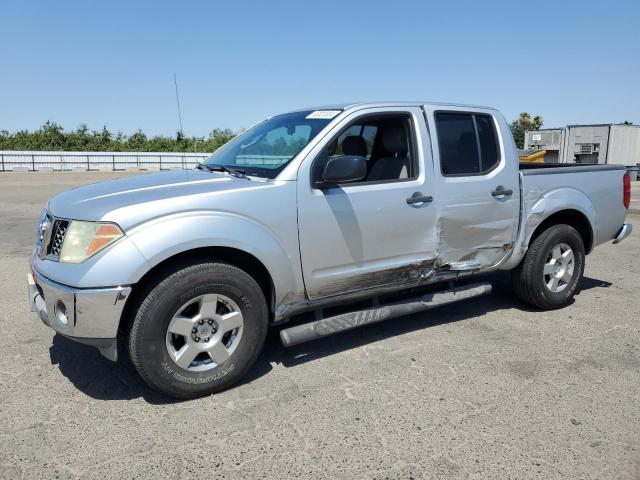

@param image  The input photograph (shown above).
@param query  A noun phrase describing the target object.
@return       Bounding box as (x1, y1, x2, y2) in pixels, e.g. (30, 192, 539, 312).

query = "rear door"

(296, 106, 438, 300)
(423, 105, 520, 269)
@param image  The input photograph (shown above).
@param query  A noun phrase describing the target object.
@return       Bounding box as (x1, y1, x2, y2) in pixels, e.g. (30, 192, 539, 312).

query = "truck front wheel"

(128, 261, 268, 399)
(511, 224, 585, 310)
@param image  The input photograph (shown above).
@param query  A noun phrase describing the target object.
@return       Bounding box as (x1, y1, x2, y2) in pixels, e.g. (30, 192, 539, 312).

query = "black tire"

(128, 261, 268, 399)
(511, 224, 585, 310)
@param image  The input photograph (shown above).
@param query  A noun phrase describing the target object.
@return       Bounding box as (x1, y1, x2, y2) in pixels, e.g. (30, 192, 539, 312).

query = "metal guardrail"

(0, 151, 210, 172)
(0, 151, 293, 172)
(8, 151, 631, 176)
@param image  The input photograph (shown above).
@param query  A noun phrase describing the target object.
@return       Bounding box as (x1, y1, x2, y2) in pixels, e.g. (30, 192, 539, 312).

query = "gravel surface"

(1, 172, 638, 479)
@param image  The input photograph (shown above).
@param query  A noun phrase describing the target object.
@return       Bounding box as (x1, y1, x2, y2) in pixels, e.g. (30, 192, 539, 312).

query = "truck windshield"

(203, 110, 339, 179)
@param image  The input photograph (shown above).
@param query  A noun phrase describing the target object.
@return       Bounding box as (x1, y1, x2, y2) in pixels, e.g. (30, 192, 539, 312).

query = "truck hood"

(47, 170, 265, 230)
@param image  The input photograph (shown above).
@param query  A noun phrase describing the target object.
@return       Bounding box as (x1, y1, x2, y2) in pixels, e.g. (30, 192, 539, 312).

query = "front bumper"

(613, 222, 633, 244)
(28, 258, 131, 361)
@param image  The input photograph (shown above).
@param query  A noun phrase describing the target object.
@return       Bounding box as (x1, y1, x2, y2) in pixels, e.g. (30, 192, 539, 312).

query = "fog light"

(54, 300, 68, 326)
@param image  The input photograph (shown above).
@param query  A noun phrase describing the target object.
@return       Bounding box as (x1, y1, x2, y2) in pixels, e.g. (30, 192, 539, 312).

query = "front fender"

(126, 211, 301, 308)
(30, 235, 151, 289)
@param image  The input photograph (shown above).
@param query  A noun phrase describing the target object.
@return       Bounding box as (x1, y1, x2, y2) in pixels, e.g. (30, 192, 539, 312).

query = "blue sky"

(1, 0, 638, 136)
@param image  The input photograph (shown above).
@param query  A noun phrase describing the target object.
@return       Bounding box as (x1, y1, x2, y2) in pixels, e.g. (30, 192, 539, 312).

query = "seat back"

(367, 123, 410, 181)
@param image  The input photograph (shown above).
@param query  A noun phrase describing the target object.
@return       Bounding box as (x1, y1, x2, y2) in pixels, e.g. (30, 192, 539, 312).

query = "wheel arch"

(528, 209, 594, 255)
(119, 246, 275, 337)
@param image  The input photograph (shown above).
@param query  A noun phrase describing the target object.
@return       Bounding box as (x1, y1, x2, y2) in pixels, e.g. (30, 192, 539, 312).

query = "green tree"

(126, 130, 147, 151)
(0, 122, 238, 153)
(37, 121, 66, 150)
(66, 124, 91, 151)
(510, 112, 544, 149)
(204, 128, 236, 153)
(0, 130, 12, 150)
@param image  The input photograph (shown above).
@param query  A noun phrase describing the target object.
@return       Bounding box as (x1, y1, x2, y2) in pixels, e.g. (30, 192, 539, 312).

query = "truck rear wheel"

(128, 261, 268, 399)
(511, 224, 585, 310)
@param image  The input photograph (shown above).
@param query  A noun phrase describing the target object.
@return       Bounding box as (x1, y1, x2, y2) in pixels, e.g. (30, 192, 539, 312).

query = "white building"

(524, 124, 640, 165)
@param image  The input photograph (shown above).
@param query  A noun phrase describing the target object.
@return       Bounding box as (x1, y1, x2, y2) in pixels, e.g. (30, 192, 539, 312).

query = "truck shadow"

(248, 273, 610, 377)
(48, 273, 611, 403)
(49, 336, 177, 404)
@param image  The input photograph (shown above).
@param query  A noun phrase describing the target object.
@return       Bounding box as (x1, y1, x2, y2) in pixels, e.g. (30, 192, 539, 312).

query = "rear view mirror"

(316, 155, 367, 188)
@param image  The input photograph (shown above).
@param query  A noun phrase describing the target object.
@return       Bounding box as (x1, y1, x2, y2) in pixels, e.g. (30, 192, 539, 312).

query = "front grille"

(46, 219, 70, 259)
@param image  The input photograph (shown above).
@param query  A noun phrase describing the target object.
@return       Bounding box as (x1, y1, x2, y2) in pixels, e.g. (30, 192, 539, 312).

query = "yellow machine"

(519, 149, 546, 163)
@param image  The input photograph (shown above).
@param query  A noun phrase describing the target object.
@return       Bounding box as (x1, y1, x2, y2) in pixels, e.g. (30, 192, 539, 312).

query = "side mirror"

(316, 155, 367, 188)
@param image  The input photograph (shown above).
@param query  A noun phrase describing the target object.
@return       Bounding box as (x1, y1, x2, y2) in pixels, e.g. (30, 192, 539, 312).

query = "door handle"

(406, 192, 433, 205)
(491, 186, 513, 197)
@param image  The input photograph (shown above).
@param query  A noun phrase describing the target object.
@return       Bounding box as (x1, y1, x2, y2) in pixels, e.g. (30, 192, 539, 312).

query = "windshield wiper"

(197, 163, 250, 180)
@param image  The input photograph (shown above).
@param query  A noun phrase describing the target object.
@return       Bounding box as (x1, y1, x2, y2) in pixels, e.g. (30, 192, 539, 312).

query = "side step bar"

(280, 282, 492, 347)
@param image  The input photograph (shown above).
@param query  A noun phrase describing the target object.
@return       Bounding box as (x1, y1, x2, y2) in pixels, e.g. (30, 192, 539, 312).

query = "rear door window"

(435, 112, 500, 176)
(475, 115, 499, 172)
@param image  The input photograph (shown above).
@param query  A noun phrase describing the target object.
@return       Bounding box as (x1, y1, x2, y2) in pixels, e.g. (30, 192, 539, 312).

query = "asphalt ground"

(0, 171, 638, 479)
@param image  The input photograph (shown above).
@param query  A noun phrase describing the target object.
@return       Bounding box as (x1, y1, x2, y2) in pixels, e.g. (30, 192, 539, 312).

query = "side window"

(313, 114, 417, 186)
(435, 113, 479, 175)
(475, 115, 499, 171)
(329, 124, 377, 160)
(435, 112, 500, 176)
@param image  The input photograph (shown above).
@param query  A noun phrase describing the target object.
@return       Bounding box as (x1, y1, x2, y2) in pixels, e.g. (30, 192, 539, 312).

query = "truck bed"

(519, 162, 625, 173)
(519, 163, 626, 248)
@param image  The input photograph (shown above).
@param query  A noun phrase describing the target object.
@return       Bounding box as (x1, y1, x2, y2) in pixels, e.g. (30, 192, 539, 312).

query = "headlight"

(35, 210, 50, 247)
(59, 221, 124, 263)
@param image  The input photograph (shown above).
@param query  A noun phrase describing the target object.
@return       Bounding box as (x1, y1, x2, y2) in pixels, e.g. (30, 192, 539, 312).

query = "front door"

(296, 107, 438, 300)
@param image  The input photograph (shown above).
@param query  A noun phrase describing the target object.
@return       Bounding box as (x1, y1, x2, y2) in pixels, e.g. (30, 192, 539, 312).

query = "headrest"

(342, 135, 367, 158)
(381, 124, 408, 155)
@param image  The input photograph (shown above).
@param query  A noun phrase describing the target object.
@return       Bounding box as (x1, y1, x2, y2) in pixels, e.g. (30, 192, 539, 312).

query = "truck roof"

(287, 101, 497, 114)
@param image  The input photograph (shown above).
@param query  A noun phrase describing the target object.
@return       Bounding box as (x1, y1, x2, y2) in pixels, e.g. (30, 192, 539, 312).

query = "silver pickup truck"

(27, 102, 632, 398)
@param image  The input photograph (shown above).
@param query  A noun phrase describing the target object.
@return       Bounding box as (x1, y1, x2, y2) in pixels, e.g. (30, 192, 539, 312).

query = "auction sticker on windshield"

(306, 110, 341, 119)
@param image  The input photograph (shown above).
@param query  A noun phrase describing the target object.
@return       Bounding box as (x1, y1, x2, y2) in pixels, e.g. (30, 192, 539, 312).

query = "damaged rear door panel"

(424, 105, 521, 271)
